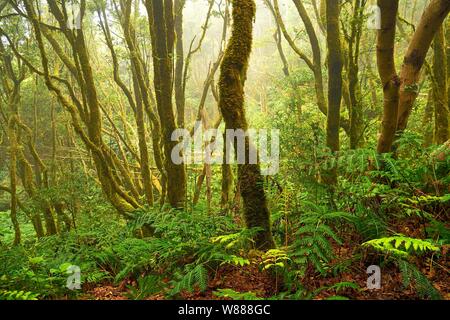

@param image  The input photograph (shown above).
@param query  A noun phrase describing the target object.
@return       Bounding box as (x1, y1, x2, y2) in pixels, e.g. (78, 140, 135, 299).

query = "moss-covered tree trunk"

(174, 0, 186, 128)
(324, 0, 343, 185)
(396, 0, 450, 134)
(433, 26, 449, 144)
(447, 18, 450, 130)
(347, 0, 364, 149)
(145, 0, 187, 209)
(376, 0, 400, 154)
(218, 0, 275, 250)
(8, 102, 20, 245)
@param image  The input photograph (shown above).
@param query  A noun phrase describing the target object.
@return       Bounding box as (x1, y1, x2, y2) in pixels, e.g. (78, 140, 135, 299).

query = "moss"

(218, 0, 275, 250)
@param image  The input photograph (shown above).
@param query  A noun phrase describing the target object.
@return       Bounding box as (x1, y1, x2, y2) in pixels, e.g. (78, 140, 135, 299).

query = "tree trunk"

(174, 0, 186, 128)
(324, 0, 343, 184)
(346, 0, 365, 149)
(218, 0, 275, 250)
(433, 26, 449, 144)
(145, 0, 187, 209)
(8, 111, 21, 245)
(376, 0, 400, 154)
(396, 0, 450, 134)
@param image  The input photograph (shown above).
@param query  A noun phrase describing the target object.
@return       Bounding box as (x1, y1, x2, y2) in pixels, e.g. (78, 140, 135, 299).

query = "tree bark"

(174, 0, 186, 128)
(397, 0, 450, 134)
(145, 0, 187, 209)
(376, 0, 400, 154)
(433, 26, 449, 144)
(218, 0, 275, 250)
(324, 0, 343, 184)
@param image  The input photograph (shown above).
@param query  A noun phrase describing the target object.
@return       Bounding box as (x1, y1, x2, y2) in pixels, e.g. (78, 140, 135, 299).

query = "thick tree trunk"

(447, 18, 450, 130)
(218, 0, 275, 250)
(376, 0, 400, 154)
(396, 0, 450, 134)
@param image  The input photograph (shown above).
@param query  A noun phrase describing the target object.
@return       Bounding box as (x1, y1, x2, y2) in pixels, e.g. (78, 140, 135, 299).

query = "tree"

(145, 0, 187, 209)
(342, 0, 366, 149)
(432, 26, 449, 144)
(397, 0, 450, 137)
(270, 0, 350, 134)
(218, 0, 275, 250)
(376, 0, 400, 154)
(377, 0, 450, 152)
(324, 0, 343, 185)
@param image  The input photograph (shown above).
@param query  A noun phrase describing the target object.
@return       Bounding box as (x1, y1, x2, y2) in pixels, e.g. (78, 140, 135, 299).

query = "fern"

(363, 236, 439, 257)
(213, 289, 262, 300)
(289, 207, 351, 277)
(126, 275, 164, 300)
(169, 264, 208, 296)
(219, 255, 251, 267)
(397, 260, 441, 300)
(0, 290, 39, 300)
(211, 228, 262, 250)
(261, 249, 290, 271)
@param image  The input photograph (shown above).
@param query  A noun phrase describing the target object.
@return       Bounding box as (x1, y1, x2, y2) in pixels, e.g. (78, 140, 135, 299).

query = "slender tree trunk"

(174, 0, 186, 128)
(145, 0, 187, 209)
(8, 111, 20, 245)
(433, 26, 449, 144)
(324, 0, 343, 185)
(347, 0, 365, 149)
(132, 69, 155, 206)
(292, 0, 327, 121)
(218, 0, 275, 250)
(221, 132, 234, 210)
(423, 88, 434, 147)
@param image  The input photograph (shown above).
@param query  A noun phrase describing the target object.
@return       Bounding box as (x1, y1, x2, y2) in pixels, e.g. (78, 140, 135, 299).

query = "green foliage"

(426, 220, 450, 245)
(397, 260, 441, 300)
(289, 203, 354, 277)
(213, 289, 262, 300)
(125, 275, 164, 300)
(363, 236, 440, 258)
(325, 281, 360, 294)
(0, 290, 39, 301)
(261, 249, 290, 271)
(169, 264, 209, 296)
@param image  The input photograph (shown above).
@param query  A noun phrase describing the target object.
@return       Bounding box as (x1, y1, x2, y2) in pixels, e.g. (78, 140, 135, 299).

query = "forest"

(0, 0, 449, 302)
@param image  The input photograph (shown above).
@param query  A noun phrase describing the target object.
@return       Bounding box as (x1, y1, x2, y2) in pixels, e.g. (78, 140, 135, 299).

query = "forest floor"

(80, 256, 449, 301)
(80, 217, 449, 301)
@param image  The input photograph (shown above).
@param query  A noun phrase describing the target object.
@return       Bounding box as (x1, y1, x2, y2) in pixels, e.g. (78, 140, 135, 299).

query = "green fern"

(289, 207, 352, 277)
(0, 290, 39, 300)
(126, 275, 164, 300)
(397, 260, 441, 300)
(261, 249, 290, 271)
(213, 289, 262, 300)
(363, 236, 439, 257)
(169, 264, 208, 296)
